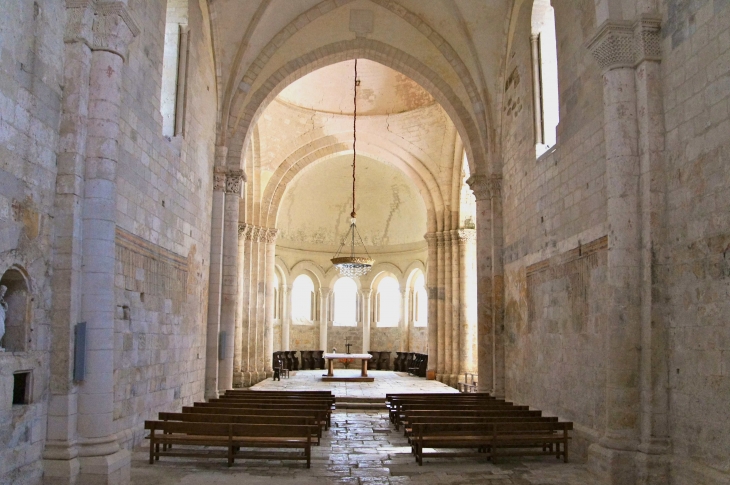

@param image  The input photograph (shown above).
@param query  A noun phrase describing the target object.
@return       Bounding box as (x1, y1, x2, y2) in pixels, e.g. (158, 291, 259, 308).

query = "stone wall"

(111, 0, 216, 450)
(661, 0, 730, 482)
(500, 0, 607, 459)
(289, 322, 320, 351)
(0, 1, 65, 482)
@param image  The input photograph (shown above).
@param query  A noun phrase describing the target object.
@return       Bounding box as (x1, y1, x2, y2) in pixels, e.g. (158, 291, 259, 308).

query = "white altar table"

(322, 353, 373, 382)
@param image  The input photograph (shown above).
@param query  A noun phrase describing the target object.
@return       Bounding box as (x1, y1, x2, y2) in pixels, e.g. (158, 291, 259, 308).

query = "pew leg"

(149, 440, 154, 464)
(564, 441, 569, 463)
(155, 443, 160, 461)
(556, 442, 561, 459)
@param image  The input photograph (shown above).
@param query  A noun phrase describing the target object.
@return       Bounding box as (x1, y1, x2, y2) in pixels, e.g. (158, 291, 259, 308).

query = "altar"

(321, 353, 374, 382)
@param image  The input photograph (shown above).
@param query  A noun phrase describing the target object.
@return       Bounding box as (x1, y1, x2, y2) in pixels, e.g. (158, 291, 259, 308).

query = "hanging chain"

(351, 58, 357, 219)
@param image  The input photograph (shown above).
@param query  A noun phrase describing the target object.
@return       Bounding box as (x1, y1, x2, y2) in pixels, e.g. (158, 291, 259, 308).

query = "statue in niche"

(0, 285, 7, 351)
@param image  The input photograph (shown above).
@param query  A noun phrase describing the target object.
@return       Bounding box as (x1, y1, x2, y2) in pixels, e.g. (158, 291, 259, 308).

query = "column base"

(77, 449, 130, 485)
(447, 374, 458, 388)
(204, 389, 219, 400)
(588, 442, 638, 485)
(42, 440, 80, 485)
(436, 373, 446, 383)
(635, 441, 671, 485)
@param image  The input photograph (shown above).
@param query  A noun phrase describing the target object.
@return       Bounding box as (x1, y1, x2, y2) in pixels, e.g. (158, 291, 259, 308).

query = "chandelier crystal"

(331, 59, 373, 277)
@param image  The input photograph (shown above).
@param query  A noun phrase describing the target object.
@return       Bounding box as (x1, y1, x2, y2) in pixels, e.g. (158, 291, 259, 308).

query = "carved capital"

(488, 175, 503, 199)
(225, 171, 244, 195)
(424, 232, 438, 246)
(436, 232, 445, 248)
(262, 228, 278, 244)
(456, 229, 476, 244)
(587, 16, 662, 72)
(65, 0, 96, 46)
(238, 223, 251, 239)
(92, 2, 139, 60)
(466, 174, 490, 201)
(213, 169, 226, 192)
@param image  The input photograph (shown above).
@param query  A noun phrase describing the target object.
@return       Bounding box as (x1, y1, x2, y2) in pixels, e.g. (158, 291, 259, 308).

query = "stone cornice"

(587, 15, 662, 72)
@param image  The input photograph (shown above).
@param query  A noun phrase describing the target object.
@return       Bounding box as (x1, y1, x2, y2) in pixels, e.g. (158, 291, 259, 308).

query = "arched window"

(413, 273, 428, 327)
(333, 277, 357, 327)
(291, 274, 314, 323)
(161, 0, 189, 138)
(531, 0, 559, 157)
(376, 276, 400, 327)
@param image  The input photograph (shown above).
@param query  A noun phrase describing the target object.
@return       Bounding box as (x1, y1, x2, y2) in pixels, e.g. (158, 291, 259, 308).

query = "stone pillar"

(424, 234, 438, 375)
(450, 230, 461, 388)
(282, 285, 290, 351)
(233, 223, 249, 388)
(467, 175, 493, 392)
(587, 18, 664, 484)
(436, 232, 446, 382)
(401, 287, 411, 352)
(254, 231, 267, 381)
(44, 3, 95, 480)
(218, 171, 244, 393)
(75, 4, 138, 484)
(362, 289, 372, 353)
(238, 224, 254, 386)
(205, 166, 226, 399)
(490, 176, 505, 398)
(319, 288, 330, 351)
(443, 231, 454, 385)
(263, 228, 277, 376)
(457, 229, 478, 375)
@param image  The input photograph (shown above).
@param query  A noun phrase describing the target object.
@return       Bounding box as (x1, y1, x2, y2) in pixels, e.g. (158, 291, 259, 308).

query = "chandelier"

(331, 59, 373, 277)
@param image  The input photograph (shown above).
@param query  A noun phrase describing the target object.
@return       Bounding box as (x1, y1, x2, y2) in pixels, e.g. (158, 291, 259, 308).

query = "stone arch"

(227, 38, 486, 176)
(363, 263, 405, 290)
(404, 260, 427, 288)
(274, 257, 290, 288)
(0, 265, 31, 352)
(260, 133, 444, 231)
(221, 0, 489, 173)
(289, 261, 326, 290)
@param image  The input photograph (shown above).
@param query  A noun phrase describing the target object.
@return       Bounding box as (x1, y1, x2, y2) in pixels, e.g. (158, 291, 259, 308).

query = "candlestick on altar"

(345, 337, 352, 354)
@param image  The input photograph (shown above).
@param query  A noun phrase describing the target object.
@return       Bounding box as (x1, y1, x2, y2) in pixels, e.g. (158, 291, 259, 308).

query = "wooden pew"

(386, 393, 495, 423)
(411, 421, 573, 465)
(394, 402, 525, 430)
(145, 421, 314, 467)
(192, 402, 332, 429)
(402, 410, 547, 438)
(159, 412, 321, 444)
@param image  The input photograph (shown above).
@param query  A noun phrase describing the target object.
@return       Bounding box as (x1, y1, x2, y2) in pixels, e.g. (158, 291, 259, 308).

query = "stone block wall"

(0, 1, 65, 482)
(500, 0, 607, 459)
(661, 0, 730, 481)
(111, 0, 216, 450)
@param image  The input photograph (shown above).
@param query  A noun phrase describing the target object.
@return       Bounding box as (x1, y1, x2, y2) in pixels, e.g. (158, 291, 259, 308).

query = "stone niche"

(0, 267, 31, 353)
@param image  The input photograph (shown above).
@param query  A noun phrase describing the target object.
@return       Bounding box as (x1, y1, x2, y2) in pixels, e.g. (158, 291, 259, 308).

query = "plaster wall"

(0, 1, 65, 482)
(111, 0, 216, 450)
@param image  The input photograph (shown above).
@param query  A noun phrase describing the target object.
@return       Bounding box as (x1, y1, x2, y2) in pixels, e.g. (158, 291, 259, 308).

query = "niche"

(0, 267, 31, 352)
(13, 371, 31, 405)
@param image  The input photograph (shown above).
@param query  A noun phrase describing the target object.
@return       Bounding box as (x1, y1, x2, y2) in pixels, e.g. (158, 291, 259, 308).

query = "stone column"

(44, 3, 95, 481)
(457, 229, 478, 376)
(281, 285, 290, 351)
(75, 4, 138, 484)
(233, 223, 249, 387)
(319, 288, 330, 351)
(443, 231, 454, 385)
(218, 171, 244, 393)
(401, 287, 411, 352)
(263, 228, 277, 376)
(205, 166, 226, 398)
(436, 232, 446, 382)
(362, 289, 372, 353)
(587, 19, 648, 484)
(467, 175, 493, 392)
(450, 229, 461, 387)
(254, 231, 267, 382)
(490, 176, 505, 398)
(424, 234, 438, 375)
(238, 224, 254, 386)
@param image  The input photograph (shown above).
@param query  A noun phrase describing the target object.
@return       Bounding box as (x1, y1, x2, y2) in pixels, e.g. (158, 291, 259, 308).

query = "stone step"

(335, 397, 387, 409)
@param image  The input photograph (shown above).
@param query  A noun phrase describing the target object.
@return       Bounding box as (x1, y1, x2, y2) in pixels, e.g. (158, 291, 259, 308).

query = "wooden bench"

(145, 421, 314, 467)
(386, 393, 494, 423)
(411, 421, 572, 465)
(402, 411, 549, 438)
(159, 412, 321, 444)
(191, 402, 331, 429)
(394, 402, 526, 430)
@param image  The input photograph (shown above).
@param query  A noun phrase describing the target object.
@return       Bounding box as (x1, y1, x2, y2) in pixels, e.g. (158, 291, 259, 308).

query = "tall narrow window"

(291, 275, 314, 323)
(412, 273, 428, 327)
(161, 1, 189, 138)
(376, 276, 400, 327)
(333, 277, 357, 327)
(531, 0, 559, 157)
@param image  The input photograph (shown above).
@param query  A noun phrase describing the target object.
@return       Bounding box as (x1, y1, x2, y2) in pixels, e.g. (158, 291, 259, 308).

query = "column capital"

(262, 228, 278, 244)
(436, 232, 446, 248)
(66, 1, 140, 61)
(424, 232, 438, 245)
(488, 175, 503, 199)
(214, 168, 245, 194)
(455, 228, 476, 244)
(238, 223, 251, 239)
(466, 174, 490, 201)
(587, 16, 662, 72)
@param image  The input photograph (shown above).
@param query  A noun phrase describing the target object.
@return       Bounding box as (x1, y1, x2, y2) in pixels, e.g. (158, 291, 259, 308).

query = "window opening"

(413, 273, 428, 327)
(376, 276, 400, 327)
(161, 1, 189, 138)
(531, 0, 559, 157)
(333, 277, 357, 327)
(291, 275, 314, 323)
